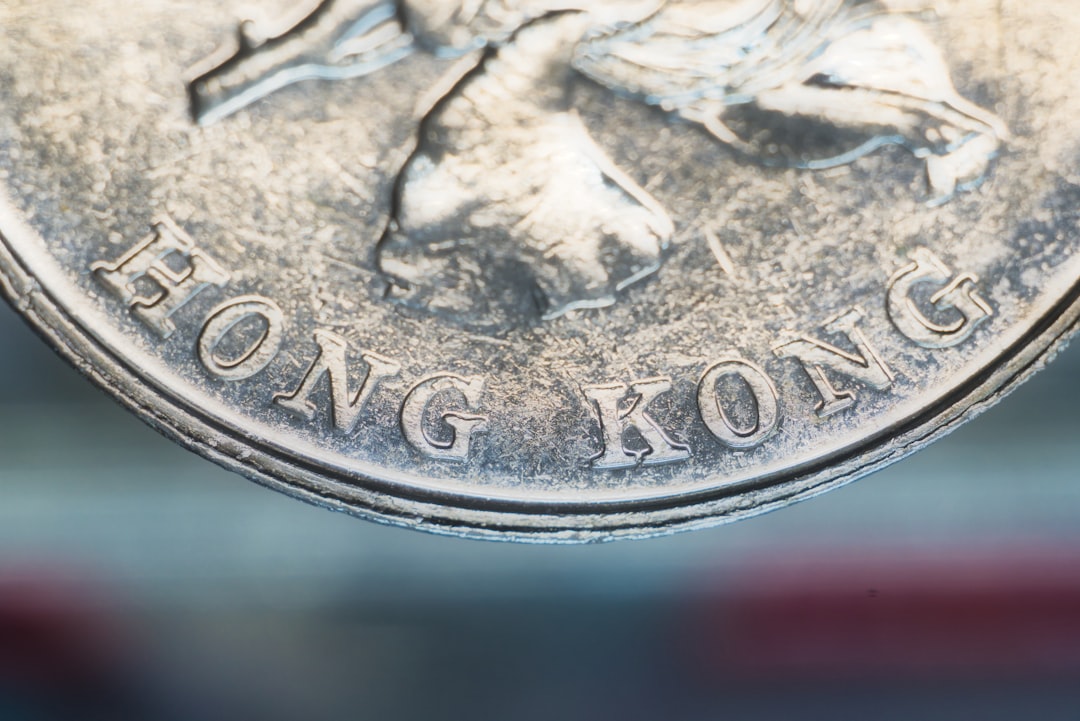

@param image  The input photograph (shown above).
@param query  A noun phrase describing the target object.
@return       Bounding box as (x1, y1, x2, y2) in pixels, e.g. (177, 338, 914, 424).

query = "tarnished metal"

(0, 0, 1077, 541)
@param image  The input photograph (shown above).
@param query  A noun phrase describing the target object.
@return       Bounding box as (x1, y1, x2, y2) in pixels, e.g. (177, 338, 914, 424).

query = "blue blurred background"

(1, 299, 1079, 721)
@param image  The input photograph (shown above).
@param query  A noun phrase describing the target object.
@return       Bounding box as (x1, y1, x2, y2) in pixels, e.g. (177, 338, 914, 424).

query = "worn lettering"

(887, 247, 993, 349)
(774, 308, 895, 417)
(585, 377, 690, 469)
(698, 358, 780, 449)
(401, 374, 488, 462)
(91, 216, 230, 337)
(274, 330, 400, 434)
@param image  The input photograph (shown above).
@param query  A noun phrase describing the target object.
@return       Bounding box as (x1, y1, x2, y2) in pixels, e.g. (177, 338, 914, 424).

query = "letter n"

(274, 330, 400, 435)
(773, 308, 895, 417)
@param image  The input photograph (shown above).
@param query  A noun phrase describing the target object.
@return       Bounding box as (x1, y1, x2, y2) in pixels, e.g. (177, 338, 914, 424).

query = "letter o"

(698, 359, 780, 449)
(198, 295, 285, 381)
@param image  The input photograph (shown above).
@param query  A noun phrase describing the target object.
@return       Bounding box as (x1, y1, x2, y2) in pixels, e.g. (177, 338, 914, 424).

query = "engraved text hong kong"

(91, 220, 992, 468)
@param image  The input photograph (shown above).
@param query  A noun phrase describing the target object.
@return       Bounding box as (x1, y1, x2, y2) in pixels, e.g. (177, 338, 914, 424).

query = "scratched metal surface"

(0, 0, 1078, 540)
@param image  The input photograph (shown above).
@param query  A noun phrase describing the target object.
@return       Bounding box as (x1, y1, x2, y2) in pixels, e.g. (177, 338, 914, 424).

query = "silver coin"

(0, 0, 1077, 541)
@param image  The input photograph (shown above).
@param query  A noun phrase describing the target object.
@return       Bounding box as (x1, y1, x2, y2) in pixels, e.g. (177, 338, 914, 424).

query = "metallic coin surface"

(0, 0, 1077, 541)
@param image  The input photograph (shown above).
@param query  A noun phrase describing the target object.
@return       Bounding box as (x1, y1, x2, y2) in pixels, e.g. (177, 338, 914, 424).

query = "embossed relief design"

(190, 0, 1007, 331)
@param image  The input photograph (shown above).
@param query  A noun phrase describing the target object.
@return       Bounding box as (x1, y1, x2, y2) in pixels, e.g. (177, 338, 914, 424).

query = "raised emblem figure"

(190, 0, 1008, 331)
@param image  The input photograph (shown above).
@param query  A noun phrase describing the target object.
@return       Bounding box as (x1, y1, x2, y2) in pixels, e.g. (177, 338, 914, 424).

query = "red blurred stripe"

(686, 548, 1080, 680)
(0, 569, 127, 687)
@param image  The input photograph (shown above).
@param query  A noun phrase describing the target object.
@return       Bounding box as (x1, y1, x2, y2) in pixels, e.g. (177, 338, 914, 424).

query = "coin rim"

(1, 222, 1077, 543)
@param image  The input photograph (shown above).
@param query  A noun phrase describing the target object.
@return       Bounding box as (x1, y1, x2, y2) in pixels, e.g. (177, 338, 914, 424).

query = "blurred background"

(0, 299, 1079, 721)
